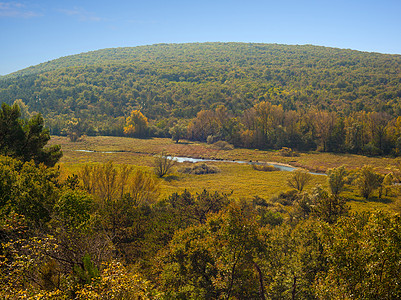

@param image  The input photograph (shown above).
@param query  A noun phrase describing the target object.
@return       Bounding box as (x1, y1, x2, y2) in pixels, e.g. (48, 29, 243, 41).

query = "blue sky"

(1, 0, 400, 75)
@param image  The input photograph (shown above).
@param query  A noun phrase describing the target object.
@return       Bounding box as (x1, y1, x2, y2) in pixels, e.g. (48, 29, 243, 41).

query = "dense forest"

(1, 43, 401, 155)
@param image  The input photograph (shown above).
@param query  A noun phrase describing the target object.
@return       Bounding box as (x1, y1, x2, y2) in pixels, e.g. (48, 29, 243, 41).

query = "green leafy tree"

(0, 103, 62, 167)
(169, 122, 187, 143)
(159, 202, 264, 299)
(53, 190, 94, 230)
(0, 155, 60, 225)
(382, 172, 394, 196)
(0, 103, 26, 158)
(327, 165, 348, 196)
(12, 99, 31, 120)
(311, 187, 349, 224)
(65, 117, 83, 142)
(261, 219, 327, 299)
(14, 160, 60, 225)
(355, 165, 382, 199)
(0, 156, 19, 211)
(166, 189, 230, 225)
(316, 212, 401, 299)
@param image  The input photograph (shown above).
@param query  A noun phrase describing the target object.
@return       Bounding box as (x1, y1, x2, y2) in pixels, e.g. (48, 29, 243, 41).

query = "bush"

(213, 140, 234, 150)
(270, 189, 300, 206)
(279, 147, 299, 157)
(179, 163, 221, 175)
(252, 163, 279, 172)
(207, 135, 217, 144)
(354, 165, 382, 199)
(287, 169, 313, 192)
(154, 150, 176, 178)
(259, 209, 284, 226)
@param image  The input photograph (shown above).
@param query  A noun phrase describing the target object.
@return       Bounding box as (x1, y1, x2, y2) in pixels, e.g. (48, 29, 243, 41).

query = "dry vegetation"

(49, 136, 401, 212)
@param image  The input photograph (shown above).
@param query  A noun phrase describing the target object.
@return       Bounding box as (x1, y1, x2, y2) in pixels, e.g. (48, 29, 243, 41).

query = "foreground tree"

(0, 103, 62, 167)
(311, 187, 349, 224)
(316, 212, 401, 299)
(159, 202, 264, 299)
(0, 155, 60, 225)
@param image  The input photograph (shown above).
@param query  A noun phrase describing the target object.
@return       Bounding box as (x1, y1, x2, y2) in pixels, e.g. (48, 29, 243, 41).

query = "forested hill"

(1, 42, 401, 135)
(4, 43, 401, 79)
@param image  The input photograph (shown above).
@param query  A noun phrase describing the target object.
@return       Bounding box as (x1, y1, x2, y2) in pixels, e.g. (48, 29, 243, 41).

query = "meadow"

(49, 135, 401, 212)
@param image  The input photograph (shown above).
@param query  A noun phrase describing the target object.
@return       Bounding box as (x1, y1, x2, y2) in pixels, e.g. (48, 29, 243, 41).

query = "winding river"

(73, 150, 325, 175)
(168, 156, 326, 176)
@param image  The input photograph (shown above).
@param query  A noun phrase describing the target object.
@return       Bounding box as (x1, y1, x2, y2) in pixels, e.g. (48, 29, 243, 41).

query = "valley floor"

(49, 135, 401, 213)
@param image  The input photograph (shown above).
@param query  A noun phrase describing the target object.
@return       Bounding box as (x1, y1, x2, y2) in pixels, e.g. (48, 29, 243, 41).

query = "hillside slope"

(1, 42, 401, 135)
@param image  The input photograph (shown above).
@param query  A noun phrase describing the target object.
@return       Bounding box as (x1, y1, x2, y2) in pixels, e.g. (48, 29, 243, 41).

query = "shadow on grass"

(367, 196, 393, 204)
(162, 174, 180, 182)
(175, 141, 193, 145)
(348, 195, 393, 204)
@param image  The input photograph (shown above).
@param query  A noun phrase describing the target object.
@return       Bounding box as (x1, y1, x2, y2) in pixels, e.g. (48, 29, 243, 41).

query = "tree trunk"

(253, 261, 266, 300)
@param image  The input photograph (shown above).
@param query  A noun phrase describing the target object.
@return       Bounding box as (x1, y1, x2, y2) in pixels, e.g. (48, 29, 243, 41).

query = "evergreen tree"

(0, 103, 62, 167)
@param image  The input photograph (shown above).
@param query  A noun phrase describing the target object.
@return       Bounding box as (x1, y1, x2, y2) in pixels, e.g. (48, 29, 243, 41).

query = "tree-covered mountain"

(0, 42, 400, 139)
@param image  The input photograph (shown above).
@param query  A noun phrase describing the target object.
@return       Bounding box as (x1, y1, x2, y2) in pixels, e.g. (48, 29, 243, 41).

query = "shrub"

(287, 169, 313, 192)
(354, 165, 382, 199)
(327, 165, 348, 195)
(179, 163, 221, 175)
(270, 189, 300, 206)
(213, 140, 234, 150)
(206, 135, 217, 144)
(154, 150, 176, 178)
(279, 147, 300, 157)
(259, 209, 284, 226)
(252, 163, 279, 172)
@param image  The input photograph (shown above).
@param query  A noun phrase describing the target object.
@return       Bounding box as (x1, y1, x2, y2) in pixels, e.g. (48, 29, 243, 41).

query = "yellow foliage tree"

(124, 110, 148, 138)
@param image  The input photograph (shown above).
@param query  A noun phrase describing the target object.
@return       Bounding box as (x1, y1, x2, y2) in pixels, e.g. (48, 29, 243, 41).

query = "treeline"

(0, 43, 401, 136)
(1, 156, 401, 299)
(115, 101, 401, 156)
(185, 102, 401, 156)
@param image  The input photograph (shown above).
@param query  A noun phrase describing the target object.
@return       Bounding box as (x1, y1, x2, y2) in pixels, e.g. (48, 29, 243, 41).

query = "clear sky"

(1, 0, 400, 75)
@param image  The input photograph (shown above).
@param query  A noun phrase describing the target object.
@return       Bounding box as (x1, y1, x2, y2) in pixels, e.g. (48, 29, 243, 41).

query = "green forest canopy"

(1, 43, 401, 155)
(1, 43, 400, 125)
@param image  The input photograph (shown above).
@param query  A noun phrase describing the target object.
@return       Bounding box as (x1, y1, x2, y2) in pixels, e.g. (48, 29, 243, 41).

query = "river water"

(73, 150, 325, 175)
(168, 156, 325, 175)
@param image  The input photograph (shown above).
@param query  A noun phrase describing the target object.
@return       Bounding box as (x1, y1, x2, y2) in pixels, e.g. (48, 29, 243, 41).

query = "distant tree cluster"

(186, 101, 401, 156)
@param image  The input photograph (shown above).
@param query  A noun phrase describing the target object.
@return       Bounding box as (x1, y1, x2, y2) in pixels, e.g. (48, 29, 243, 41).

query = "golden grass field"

(49, 136, 401, 213)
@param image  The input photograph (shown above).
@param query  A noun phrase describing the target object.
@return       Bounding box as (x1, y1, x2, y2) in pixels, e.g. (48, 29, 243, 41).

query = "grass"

(159, 162, 327, 200)
(49, 136, 401, 213)
(49, 136, 399, 173)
